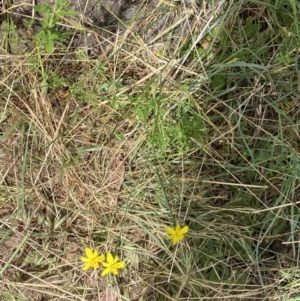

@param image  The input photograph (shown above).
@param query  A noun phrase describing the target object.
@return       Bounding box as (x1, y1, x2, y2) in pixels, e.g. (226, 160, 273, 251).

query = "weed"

(34, 0, 77, 53)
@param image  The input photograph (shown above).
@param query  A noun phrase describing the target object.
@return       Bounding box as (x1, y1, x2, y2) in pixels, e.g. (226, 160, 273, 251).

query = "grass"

(1, 0, 300, 300)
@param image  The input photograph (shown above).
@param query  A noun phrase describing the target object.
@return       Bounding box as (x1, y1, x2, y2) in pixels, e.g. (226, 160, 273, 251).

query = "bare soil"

(0, 0, 160, 55)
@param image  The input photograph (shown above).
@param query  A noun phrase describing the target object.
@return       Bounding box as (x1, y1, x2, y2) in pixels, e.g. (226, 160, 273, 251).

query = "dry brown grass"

(1, 0, 300, 300)
(0, 1, 219, 300)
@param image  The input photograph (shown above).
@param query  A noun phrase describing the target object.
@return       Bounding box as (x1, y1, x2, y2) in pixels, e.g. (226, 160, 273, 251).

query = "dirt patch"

(0, 0, 159, 55)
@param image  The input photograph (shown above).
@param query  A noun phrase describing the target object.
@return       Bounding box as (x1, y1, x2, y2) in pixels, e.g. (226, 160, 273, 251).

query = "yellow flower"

(101, 252, 126, 276)
(80, 247, 105, 271)
(165, 224, 189, 245)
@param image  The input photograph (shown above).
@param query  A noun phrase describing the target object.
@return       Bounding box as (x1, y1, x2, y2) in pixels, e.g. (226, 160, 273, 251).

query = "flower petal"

(175, 224, 181, 232)
(113, 255, 119, 263)
(92, 261, 100, 269)
(82, 263, 90, 271)
(165, 226, 175, 234)
(179, 225, 189, 235)
(172, 237, 179, 245)
(97, 255, 105, 263)
(85, 247, 94, 259)
(80, 256, 89, 263)
(101, 267, 110, 277)
(102, 262, 109, 268)
(106, 252, 114, 264)
(116, 261, 126, 268)
(112, 266, 119, 275)
(93, 249, 99, 257)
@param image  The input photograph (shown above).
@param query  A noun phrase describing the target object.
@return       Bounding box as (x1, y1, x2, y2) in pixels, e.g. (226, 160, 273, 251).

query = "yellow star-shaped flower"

(101, 252, 126, 276)
(80, 248, 105, 271)
(165, 224, 189, 245)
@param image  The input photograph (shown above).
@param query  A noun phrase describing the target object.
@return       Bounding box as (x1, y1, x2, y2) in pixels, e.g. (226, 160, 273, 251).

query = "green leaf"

(56, 9, 78, 16)
(211, 74, 226, 90)
(46, 31, 54, 53)
(213, 61, 269, 71)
